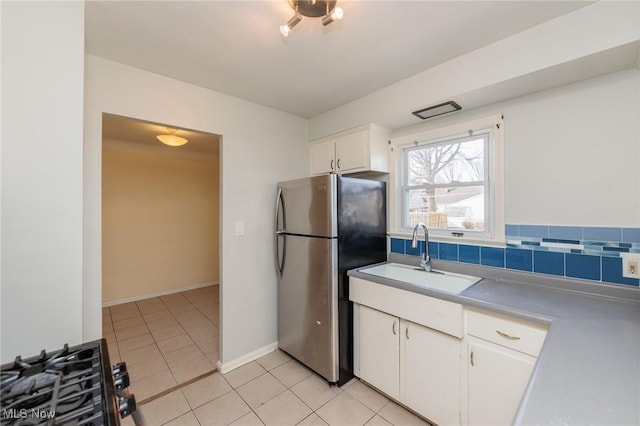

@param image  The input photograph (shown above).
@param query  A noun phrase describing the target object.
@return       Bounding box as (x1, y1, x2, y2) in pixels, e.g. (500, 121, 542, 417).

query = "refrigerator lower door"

(278, 234, 338, 382)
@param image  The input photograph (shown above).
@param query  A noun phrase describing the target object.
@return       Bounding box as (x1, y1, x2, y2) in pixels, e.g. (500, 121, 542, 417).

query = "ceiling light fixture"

(412, 101, 462, 120)
(280, 13, 302, 37)
(156, 129, 188, 147)
(280, 0, 344, 37)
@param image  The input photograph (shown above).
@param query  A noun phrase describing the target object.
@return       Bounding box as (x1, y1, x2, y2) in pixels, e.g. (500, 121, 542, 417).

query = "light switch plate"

(620, 252, 640, 278)
(234, 221, 245, 236)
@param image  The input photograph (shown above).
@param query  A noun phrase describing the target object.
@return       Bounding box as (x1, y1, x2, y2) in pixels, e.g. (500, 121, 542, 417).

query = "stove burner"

(0, 341, 121, 425)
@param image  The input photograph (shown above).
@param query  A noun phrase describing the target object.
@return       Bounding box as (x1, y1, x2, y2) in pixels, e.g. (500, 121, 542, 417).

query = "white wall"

(309, 1, 640, 140)
(102, 140, 220, 303)
(1, 2, 85, 362)
(391, 69, 640, 227)
(84, 56, 309, 364)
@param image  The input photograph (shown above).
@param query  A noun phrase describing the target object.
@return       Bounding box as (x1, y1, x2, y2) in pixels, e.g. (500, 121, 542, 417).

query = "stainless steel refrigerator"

(275, 174, 387, 385)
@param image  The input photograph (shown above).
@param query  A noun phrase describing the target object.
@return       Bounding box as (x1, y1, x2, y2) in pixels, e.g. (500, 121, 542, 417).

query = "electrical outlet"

(621, 253, 640, 279)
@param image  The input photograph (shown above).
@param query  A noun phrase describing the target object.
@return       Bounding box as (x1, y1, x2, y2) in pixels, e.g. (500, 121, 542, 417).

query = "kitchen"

(1, 1, 639, 425)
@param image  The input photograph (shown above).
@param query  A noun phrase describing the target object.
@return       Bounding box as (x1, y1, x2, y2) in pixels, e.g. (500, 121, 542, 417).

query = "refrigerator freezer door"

(278, 234, 338, 382)
(336, 176, 387, 385)
(276, 175, 337, 238)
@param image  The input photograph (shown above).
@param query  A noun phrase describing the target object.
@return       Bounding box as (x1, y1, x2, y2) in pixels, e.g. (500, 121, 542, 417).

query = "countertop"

(348, 255, 640, 426)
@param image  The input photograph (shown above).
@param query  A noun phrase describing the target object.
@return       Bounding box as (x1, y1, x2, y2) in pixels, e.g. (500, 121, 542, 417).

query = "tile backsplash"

(389, 225, 640, 288)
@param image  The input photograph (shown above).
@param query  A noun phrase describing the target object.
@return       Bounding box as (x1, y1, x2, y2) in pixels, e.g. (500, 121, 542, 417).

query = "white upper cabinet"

(309, 124, 389, 175)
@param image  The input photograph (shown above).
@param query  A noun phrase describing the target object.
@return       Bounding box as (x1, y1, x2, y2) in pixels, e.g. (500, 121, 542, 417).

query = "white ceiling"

(85, 1, 592, 120)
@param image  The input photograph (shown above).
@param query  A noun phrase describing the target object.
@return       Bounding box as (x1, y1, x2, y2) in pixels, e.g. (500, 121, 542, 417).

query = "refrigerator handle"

(275, 188, 285, 276)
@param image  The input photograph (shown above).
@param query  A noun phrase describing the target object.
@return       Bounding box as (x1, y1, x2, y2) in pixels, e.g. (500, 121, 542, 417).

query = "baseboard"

(216, 341, 278, 374)
(102, 281, 219, 307)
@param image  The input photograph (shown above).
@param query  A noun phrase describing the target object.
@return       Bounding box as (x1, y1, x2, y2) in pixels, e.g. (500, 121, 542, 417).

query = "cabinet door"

(310, 140, 335, 175)
(335, 132, 367, 173)
(467, 339, 536, 426)
(359, 305, 400, 400)
(403, 320, 461, 426)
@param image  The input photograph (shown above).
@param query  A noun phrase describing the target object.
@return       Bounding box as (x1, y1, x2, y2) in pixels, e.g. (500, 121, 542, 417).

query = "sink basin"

(360, 263, 481, 294)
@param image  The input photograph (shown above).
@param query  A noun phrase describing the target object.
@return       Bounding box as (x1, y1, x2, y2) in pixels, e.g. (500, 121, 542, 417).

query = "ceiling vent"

(412, 101, 461, 120)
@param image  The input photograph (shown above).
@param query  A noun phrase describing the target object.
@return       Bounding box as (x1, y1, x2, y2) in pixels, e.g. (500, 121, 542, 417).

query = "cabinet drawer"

(350, 277, 463, 338)
(467, 309, 547, 356)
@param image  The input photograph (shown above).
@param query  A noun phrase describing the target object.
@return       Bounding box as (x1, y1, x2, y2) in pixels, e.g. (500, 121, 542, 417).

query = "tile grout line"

(138, 368, 219, 406)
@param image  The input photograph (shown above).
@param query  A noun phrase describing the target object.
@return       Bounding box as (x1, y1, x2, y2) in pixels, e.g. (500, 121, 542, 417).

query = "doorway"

(100, 113, 221, 402)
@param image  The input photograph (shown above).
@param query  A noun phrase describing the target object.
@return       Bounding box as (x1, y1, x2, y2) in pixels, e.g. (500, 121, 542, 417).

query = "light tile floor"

(121, 350, 431, 426)
(105, 286, 430, 425)
(102, 285, 220, 402)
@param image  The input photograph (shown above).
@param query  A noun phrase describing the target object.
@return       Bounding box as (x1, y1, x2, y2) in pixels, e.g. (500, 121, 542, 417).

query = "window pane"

(407, 138, 485, 186)
(406, 185, 485, 231)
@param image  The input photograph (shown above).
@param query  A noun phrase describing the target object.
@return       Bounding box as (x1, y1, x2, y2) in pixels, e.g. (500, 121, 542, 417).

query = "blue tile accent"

(506, 248, 533, 272)
(405, 239, 423, 256)
(428, 242, 439, 259)
(390, 238, 405, 254)
(387, 224, 640, 288)
(521, 241, 541, 246)
(602, 256, 640, 286)
(623, 228, 640, 243)
(459, 245, 480, 264)
(534, 251, 564, 276)
(439, 243, 458, 261)
(519, 225, 549, 238)
(542, 238, 581, 245)
(481, 247, 505, 268)
(603, 246, 629, 253)
(548, 226, 582, 240)
(566, 253, 601, 281)
(583, 227, 621, 242)
(505, 224, 519, 237)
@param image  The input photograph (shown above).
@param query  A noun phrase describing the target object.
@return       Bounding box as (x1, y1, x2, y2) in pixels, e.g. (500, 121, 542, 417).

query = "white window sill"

(388, 231, 507, 248)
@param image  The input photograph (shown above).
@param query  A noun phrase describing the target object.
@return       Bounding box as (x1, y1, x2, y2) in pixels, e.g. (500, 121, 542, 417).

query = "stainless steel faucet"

(411, 223, 432, 272)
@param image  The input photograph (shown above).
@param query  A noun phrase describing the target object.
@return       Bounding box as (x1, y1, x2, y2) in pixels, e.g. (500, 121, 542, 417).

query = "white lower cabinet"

(355, 304, 461, 425)
(358, 304, 400, 400)
(464, 309, 548, 426)
(466, 339, 536, 426)
(403, 320, 461, 426)
(350, 278, 548, 426)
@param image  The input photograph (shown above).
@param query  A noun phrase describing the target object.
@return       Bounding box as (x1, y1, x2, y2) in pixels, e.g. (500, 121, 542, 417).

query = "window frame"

(389, 114, 505, 244)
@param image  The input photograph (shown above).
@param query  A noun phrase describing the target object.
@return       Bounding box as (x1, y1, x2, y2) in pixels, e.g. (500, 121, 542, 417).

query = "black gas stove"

(0, 339, 141, 425)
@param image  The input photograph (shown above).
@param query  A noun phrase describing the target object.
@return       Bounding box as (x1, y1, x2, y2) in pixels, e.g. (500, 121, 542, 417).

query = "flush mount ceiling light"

(280, 0, 344, 37)
(156, 129, 188, 147)
(412, 101, 462, 120)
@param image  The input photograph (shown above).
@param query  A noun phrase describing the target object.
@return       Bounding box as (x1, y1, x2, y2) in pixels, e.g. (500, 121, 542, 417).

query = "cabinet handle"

(337, 158, 341, 169)
(496, 330, 521, 340)
(470, 350, 475, 367)
(405, 326, 409, 340)
(330, 159, 334, 170)
(392, 321, 397, 335)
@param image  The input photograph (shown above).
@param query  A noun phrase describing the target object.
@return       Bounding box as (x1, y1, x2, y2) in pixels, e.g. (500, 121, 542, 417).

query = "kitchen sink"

(360, 262, 481, 294)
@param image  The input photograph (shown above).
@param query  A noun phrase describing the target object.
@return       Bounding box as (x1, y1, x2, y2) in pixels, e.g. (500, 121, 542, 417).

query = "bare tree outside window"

(404, 135, 487, 231)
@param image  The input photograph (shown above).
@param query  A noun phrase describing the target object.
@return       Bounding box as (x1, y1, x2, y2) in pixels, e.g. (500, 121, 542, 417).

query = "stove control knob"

(114, 371, 131, 390)
(118, 394, 137, 418)
(112, 362, 127, 375)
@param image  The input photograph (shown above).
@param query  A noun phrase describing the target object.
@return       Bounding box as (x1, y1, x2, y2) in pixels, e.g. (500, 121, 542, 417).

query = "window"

(391, 115, 504, 242)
